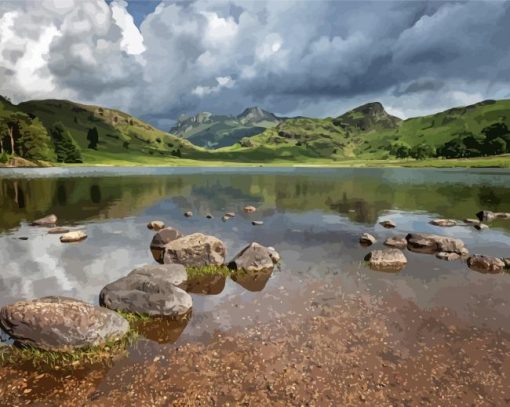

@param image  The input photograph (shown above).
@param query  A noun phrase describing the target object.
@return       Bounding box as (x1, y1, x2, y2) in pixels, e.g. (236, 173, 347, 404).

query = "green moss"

(186, 264, 231, 279)
(0, 331, 137, 369)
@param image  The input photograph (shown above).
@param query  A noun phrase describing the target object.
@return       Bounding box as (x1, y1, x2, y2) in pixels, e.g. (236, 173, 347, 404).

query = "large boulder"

(364, 249, 407, 271)
(150, 227, 183, 263)
(163, 233, 226, 267)
(228, 242, 277, 272)
(467, 255, 506, 274)
(406, 233, 467, 255)
(99, 264, 191, 318)
(31, 214, 57, 227)
(0, 297, 129, 351)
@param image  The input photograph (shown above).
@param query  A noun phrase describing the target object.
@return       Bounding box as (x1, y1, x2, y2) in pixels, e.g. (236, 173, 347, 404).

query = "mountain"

(170, 107, 280, 149)
(205, 99, 510, 162)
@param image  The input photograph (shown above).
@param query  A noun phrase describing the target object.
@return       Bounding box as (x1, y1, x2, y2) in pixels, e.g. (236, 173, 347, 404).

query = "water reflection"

(133, 316, 189, 344)
(185, 275, 226, 295)
(231, 269, 273, 292)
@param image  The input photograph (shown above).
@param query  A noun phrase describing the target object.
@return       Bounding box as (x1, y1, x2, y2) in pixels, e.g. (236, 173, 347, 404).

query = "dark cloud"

(1, 0, 510, 125)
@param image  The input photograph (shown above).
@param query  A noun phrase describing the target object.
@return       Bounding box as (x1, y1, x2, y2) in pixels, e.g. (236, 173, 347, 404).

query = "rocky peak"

(334, 102, 401, 132)
(237, 107, 279, 124)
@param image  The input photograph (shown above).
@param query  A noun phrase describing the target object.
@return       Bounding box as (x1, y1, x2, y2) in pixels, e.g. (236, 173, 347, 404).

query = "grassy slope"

(17, 99, 203, 160)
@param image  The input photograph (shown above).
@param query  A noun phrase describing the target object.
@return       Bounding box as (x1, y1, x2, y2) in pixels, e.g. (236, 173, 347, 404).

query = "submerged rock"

(228, 242, 277, 272)
(150, 227, 183, 263)
(430, 219, 457, 227)
(48, 227, 70, 235)
(406, 233, 467, 255)
(31, 214, 57, 227)
(184, 211, 193, 218)
(100, 264, 191, 318)
(243, 206, 257, 213)
(436, 251, 461, 261)
(467, 255, 506, 274)
(364, 249, 407, 271)
(0, 296, 129, 351)
(252, 220, 264, 226)
(163, 233, 226, 267)
(379, 220, 396, 229)
(383, 236, 407, 249)
(60, 230, 87, 243)
(222, 215, 232, 222)
(147, 220, 165, 231)
(231, 268, 273, 292)
(359, 233, 376, 246)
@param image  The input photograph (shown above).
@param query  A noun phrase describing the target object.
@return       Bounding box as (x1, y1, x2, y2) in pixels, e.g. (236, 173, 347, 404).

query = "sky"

(0, 0, 510, 129)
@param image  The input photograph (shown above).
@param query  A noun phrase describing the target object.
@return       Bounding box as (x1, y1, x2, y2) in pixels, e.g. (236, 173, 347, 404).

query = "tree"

(486, 137, 507, 155)
(410, 143, 435, 160)
(389, 141, 411, 158)
(18, 118, 56, 161)
(87, 127, 99, 149)
(0, 112, 28, 155)
(50, 122, 82, 163)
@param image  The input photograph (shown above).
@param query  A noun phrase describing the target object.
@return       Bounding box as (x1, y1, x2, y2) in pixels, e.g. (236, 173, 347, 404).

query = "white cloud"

(110, 0, 145, 55)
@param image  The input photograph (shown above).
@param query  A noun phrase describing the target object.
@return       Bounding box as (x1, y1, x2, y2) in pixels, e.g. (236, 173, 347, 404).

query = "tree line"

(0, 112, 102, 163)
(388, 122, 510, 160)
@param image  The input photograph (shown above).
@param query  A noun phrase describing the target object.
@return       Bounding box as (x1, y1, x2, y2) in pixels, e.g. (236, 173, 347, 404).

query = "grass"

(0, 331, 138, 370)
(186, 265, 231, 279)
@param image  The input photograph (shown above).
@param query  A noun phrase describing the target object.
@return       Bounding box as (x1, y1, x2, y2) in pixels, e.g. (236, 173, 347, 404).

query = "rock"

(495, 212, 510, 219)
(252, 220, 264, 226)
(222, 215, 232, 222)
(147, 220, 165, 231)
(243, 206, 257, 213)
(99, 264, 191, 318)
(205, 214, 214, 219)
(60, 231, 87, 243)
(150, 227, 183, 263)
(18, 237, 28, 241)
(467, 255, 506, 274)
(31, 214, 57, 227)
(0, 297, 129, 351)
(474, 223, 489, 230)
(267, 246, 281, 264)
(503, 258, 510, 269)
(430, 219, 457, 227)
(228, 242, 275, 272)
(163, 233, 226, 267)
(364, 249, 407, 271)
(48, 227, 70, 234)
(436, 252, 461, 261)
(464, 218, 480, 224)
(224, 212, 236, 218)
(476, 210, 496, 222)
(359, 233, 376, 246)
(184, 211, 193, 218)
(379, 220, 396, 229)
(406, 233, 467, 255)
(383, 236, 407, 249)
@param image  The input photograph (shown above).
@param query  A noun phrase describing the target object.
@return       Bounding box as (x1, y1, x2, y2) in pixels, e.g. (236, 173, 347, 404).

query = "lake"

(1, 166, 510, 405)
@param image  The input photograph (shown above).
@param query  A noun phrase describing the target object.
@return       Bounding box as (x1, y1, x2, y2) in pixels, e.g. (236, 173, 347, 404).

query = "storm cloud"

(1, 0, 510, 127)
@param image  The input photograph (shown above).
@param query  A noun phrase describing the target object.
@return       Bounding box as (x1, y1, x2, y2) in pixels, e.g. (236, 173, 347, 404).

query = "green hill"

(205, 99, 510, 162)
(1, 95, 510, 167)
(171, 107, 280, 149)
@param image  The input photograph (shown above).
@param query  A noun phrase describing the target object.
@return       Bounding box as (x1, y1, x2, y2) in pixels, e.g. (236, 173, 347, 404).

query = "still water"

(0, 167, 510, 344)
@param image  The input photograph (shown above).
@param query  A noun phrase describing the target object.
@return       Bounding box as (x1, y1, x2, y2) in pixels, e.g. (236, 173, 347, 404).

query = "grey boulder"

(365, 249, 407, 271)
(359, 233, 376, 246)
(150, 227, 183, 263)
(430, 219, 457, 227)
(163, 233, 226, 267)
(100, 264, 191, 318)
(406, 233, 467, 255)
(467, 255, 506, 274)
(383, 236, 407, 249)
(228, 242, 278, 272)
(0, 296, 129, 351)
